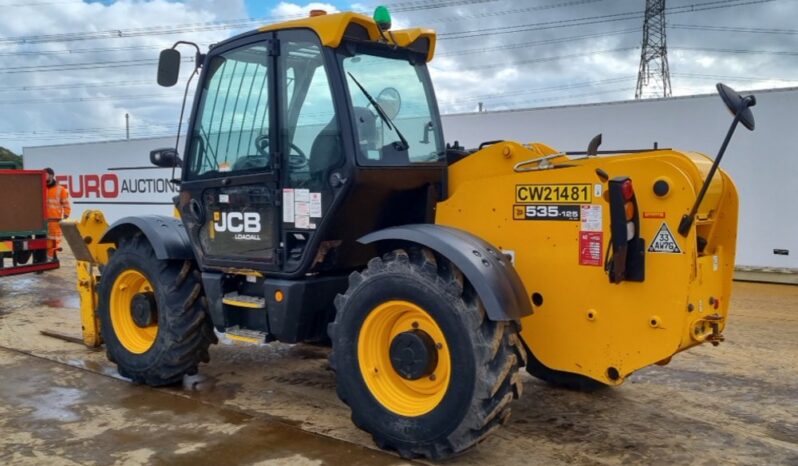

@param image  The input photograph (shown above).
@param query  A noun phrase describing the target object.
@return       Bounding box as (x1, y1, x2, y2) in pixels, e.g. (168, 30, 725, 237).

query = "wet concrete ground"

(1, 251, 797, 465)
(0, 347, 407, 466)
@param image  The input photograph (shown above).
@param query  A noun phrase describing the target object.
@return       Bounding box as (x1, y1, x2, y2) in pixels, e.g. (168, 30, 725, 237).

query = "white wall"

(24, 136, 180, 223)
(442, 88, 798, 269)
(23, 87, 797, 269)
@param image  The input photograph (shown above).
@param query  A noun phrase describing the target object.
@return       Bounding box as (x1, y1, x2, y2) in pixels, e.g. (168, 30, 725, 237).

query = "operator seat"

(309, 107, 376, 184)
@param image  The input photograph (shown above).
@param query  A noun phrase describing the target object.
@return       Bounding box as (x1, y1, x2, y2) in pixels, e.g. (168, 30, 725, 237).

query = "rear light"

(622, 179, 634, 200)
(607, 176, 645, 283)
(624, 201, 635, 221)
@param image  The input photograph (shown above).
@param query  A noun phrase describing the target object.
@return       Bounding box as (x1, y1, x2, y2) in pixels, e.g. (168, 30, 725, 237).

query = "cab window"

(280, 33, 342, 189)
(187, 41, 271, 179)
(341, 49, 443, 166)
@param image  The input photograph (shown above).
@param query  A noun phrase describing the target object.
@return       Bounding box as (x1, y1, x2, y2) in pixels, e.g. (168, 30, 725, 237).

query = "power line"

(671, 46, 798, 56)
(669, 23, 798, 34)
(0, 0, 500, 46)
(0, 122, 179, 137)
(3, 42, 787, 95)
(390, 0, 500, 11)
(451, 47, 637, 71)
(0, 92, 191, 105)
(3, 0, 758, 48)
(438, 0, 776, 40)
(0, 57, 193, 75)
(5, 132, 179, 143)
(459, 77, 636, 101)
(0, 20, 262, 45)
(672, 72, 798, 82)
(425, 0, 612, 23)
(0, 44, 184, 58)
(438, 28, 640, 57)
(0, 80, 153, 93)
(439, 11, 642, 39)
(445, 86, 635, 112)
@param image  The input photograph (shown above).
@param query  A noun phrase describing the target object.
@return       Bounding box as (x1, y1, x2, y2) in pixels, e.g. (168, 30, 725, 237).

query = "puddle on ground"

(67, 358, 125, 379)
(0, 268, 79, 313)
(30, 386, 86, 422)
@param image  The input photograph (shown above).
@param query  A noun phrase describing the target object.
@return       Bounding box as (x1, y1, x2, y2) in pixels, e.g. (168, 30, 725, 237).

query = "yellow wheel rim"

(110, 269, 158, 354)
(357, 300, 451, 417)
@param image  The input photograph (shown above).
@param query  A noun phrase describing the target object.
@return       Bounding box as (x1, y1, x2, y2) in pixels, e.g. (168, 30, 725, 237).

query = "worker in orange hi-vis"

(44, 167, 71, 260)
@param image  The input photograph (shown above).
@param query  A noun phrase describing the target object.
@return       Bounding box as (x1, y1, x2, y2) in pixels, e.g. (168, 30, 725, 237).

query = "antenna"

(635, 0, 672, 99)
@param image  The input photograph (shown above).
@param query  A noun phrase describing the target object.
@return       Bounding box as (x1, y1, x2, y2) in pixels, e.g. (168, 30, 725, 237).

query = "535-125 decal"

(513, 204, 581, 221)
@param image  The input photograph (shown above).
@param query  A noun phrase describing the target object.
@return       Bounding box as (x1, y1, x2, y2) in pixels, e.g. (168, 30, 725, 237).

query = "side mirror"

(678, 84, 756, 237)
(150, 148, 182, 168)
(157, 49, 181, 87)
(717, 83, 756, 131)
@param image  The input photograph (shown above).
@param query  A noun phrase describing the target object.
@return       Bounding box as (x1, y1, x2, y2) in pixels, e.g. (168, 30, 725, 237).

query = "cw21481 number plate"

(513, 204, 581, 221)
(516, 184, 592, 203)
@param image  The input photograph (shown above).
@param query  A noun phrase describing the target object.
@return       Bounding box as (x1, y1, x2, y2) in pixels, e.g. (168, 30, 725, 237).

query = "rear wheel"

(97, 233, 215, 386)
(329, 248, 525, 459)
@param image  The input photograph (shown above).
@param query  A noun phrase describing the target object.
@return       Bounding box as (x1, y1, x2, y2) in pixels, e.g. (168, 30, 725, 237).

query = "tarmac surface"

(1, 251, 797, 466)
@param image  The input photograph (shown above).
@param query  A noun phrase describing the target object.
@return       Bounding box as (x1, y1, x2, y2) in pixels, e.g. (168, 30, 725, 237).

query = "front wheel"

(329, 248, 525, 459)
(97, 233, 215, 386)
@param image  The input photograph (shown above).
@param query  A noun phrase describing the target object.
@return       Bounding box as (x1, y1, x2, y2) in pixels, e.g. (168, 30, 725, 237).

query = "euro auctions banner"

(23, 136, 180, 223)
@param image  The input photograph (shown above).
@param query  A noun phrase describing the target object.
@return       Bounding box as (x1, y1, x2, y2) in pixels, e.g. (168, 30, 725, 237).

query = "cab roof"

(256, 11, 436, 62)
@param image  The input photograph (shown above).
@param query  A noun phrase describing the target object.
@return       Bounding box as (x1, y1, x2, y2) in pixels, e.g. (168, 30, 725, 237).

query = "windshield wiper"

(347, 72, 409, 151)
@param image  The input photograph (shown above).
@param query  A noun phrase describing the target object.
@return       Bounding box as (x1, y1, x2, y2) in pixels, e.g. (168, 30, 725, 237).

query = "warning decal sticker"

(579, 231, 604, 266)
(580, 204, 602, 232)
(282, 189, 321, 229)
(648, 222, 682, 254)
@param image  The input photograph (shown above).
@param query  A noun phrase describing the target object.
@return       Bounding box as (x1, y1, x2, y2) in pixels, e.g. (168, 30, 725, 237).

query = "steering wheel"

(255, 134, 309, 169)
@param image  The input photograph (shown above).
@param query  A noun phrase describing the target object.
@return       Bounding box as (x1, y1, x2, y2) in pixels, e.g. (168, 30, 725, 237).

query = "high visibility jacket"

(46, 183, 71, 221)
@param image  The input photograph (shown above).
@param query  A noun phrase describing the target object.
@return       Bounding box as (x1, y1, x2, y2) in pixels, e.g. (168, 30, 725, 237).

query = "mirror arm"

(170, 68, 198, 184)
(678, 111, 741, 237)
(171, 41, 204, 70)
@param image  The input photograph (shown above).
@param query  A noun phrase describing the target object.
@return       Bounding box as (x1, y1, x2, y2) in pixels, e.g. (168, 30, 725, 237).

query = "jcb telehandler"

(63, 7, 755, 459)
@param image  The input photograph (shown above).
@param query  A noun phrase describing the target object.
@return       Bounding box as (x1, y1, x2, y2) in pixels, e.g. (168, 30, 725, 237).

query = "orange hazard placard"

(579, 231, 603, 266)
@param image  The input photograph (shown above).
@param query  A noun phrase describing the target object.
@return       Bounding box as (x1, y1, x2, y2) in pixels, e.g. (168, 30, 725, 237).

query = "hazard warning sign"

(648, 222, 682, 253)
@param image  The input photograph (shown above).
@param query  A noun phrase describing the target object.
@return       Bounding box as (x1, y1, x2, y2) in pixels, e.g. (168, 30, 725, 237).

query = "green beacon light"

(373, 5, 391, 31)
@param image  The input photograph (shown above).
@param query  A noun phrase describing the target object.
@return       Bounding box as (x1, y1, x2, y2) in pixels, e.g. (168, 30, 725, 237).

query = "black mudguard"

(100, 215, 193, 261)
(359, 224, 533, 322)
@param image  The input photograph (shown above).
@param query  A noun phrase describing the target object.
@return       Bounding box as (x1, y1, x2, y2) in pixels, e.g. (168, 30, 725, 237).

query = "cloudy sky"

(0, 0, 796, 153)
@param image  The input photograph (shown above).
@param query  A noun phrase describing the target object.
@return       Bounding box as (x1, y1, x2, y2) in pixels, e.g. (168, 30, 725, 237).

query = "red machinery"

(0, 169, 59, 276)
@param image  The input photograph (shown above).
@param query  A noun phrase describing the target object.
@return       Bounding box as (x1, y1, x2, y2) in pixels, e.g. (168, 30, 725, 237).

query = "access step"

(222, 291, 266, 309)
(224, 326, 268, 345)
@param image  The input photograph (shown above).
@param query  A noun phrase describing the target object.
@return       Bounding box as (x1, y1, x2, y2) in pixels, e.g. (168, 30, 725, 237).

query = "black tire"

(13, 250, 32, 265)
(97, 232, 215, 386)
(32, 248, 47, 264)
(329, 248, 526, 459)
(523, 341, 607, 391)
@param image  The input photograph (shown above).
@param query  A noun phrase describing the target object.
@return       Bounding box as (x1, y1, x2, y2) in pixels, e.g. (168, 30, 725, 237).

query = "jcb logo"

(213, 212, 261, 233)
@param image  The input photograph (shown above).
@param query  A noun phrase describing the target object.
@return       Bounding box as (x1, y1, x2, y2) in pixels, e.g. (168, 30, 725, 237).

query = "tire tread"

(330, 246, 525, 459)
(98, 232, 213, 387)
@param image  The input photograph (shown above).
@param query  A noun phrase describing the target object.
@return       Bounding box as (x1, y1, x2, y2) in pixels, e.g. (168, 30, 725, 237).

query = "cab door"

(273, 29, 349, 274)
(179, 34, 281, 271)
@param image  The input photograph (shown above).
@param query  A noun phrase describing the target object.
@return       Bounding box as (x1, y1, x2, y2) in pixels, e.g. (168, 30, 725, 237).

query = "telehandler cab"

(63, 7, 754, 459)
